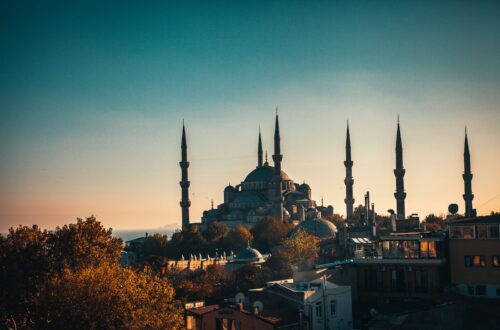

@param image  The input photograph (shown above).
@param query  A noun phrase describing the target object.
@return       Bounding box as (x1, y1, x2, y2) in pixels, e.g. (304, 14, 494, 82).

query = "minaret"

(273, 112, 283, 174)
(394, 118, 406, 221)
(272, 111, 284, 220)
(463, 127, 475, 217)
(179, 122, 191, 231)
(258, 127, 263, 167)
(344, 122, 355, 219)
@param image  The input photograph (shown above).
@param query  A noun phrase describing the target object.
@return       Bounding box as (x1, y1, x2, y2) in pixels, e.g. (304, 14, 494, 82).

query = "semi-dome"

(244, 164, 290, 183)
(299, 182, 311, 190)
(232, 191, 264, 204)
(291, 218, 337, 240)
(224, 184, 236, 192)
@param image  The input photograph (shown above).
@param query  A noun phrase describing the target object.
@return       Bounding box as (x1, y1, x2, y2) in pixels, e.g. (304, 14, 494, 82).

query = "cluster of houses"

(181, 213, 500, 329)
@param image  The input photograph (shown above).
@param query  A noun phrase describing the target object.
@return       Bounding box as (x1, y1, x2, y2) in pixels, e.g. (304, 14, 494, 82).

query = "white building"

(262, 277, 353, 330)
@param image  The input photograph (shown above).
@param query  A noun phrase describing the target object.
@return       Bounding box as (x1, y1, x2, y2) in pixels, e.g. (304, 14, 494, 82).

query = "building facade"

(448, 215, 500, 298)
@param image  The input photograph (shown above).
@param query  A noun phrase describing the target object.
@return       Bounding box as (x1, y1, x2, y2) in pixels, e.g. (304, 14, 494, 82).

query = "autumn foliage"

(0, 216, 183, 330)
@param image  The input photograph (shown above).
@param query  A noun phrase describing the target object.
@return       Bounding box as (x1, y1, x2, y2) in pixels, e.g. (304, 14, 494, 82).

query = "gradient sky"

(1, 1, 499, 231)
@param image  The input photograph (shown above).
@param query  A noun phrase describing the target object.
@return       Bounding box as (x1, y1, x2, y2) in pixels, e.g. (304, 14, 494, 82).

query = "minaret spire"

(272, 111, 284, 220)
(258, 126, 263, 167)
(394, 118, 406, 221)
(273, 110, 282, 174)
(344, 121, 355, 219)
(180, 122, 191, 231)
(463, 127, 475, 217)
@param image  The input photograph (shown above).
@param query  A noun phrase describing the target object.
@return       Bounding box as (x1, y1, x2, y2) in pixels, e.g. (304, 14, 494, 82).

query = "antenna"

(253, 301, 264, 314)
(235, 292, 245, 304)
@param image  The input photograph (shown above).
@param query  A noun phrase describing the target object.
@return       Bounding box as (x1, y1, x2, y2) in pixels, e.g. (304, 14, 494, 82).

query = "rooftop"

(448, 214, 500, 225)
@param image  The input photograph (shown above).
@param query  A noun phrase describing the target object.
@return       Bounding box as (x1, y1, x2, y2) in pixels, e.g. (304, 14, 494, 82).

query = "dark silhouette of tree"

(203, 221, 229, 242)
(224, 225, 253, 252)
(233, 263, 267, 291)
(0, 225, 51, 327)
(250, 217, 293, 253)
(262, 250, 294, 280)
(422, 214, 445, 231)
(142, 233, 169, 258)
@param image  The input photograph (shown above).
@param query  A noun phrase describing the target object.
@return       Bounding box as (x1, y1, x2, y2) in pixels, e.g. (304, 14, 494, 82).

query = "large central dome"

(244, 164, 290, 183)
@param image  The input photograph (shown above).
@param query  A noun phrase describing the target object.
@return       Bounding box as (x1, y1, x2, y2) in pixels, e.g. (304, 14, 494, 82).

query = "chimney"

(372, 203, 377, 237)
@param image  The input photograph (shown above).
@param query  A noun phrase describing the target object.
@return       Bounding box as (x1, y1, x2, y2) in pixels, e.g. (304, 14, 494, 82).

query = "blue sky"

(1, 1, 499, 230)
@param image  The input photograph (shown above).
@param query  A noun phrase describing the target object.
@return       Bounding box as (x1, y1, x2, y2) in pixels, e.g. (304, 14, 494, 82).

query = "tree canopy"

(32, 263, 183, 329)
(250, 217, 293, 253)
(0, 216, 183, 329)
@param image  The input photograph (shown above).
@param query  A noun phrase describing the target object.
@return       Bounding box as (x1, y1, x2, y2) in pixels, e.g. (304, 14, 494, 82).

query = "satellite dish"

(253, 301, 264, 314)
(448, 203, 459, 215)
(235, 292, 245, 304)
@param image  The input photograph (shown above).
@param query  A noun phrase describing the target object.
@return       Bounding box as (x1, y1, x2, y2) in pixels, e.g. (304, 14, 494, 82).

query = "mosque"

(180, 114, 337, 238)
(179, 113, 477, 241)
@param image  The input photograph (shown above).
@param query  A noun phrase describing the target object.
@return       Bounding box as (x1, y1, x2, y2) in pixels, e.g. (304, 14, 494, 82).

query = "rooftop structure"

(448, 214, 500, 298)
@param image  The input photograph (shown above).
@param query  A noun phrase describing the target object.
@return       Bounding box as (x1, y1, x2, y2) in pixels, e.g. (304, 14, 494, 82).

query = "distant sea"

(113, 229, 178, 243)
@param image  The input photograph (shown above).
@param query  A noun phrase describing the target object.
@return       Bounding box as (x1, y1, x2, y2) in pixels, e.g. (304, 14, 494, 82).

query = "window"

(464, 255, 486, 267)
(477, 225, 488, 239)
(492, 256, 500, 267)
(462, 226, 475, 239)
(315, 302, 322, 318)
(330, 300, 336, 316)
(468, 286, 474, 295)
(476, 285, 486, 296)
(420, 241, 436, 258)
(451, 226, 475, 239)
(451, 226, 463, 239)
(215, 318, 234, 330)
(488, 225, 500, 239)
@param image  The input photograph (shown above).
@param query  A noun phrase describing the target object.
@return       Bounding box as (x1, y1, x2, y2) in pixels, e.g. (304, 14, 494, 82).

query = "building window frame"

(475, 285, 486, 296)
(492, 255, 500, 268)
(476, 225, 488, 239)
(315, 302, 322, 319)
(330, 300, 336, 316)
(451, 225, 475, 239)
(467, 285, 474, 295)
(464, 255, 486, 267)
(488, 225, 500, 239)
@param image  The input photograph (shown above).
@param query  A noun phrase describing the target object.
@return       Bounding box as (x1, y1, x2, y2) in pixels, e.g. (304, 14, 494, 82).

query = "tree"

(262, 250, 294, 280)
(232, 264, 267, 291)
(224, 225, 253, 252)
(250, 217, 293, 253)
(32, 263, 183, 329)
(282, 229, 319, 271)
(0, 225, 51, 326)
(422, 214, 445, 231)
(49, 216, 123, 272)
(328, 214, 345, 228)
(203, 221, 229, 243)
(142, 233, 169, 258)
